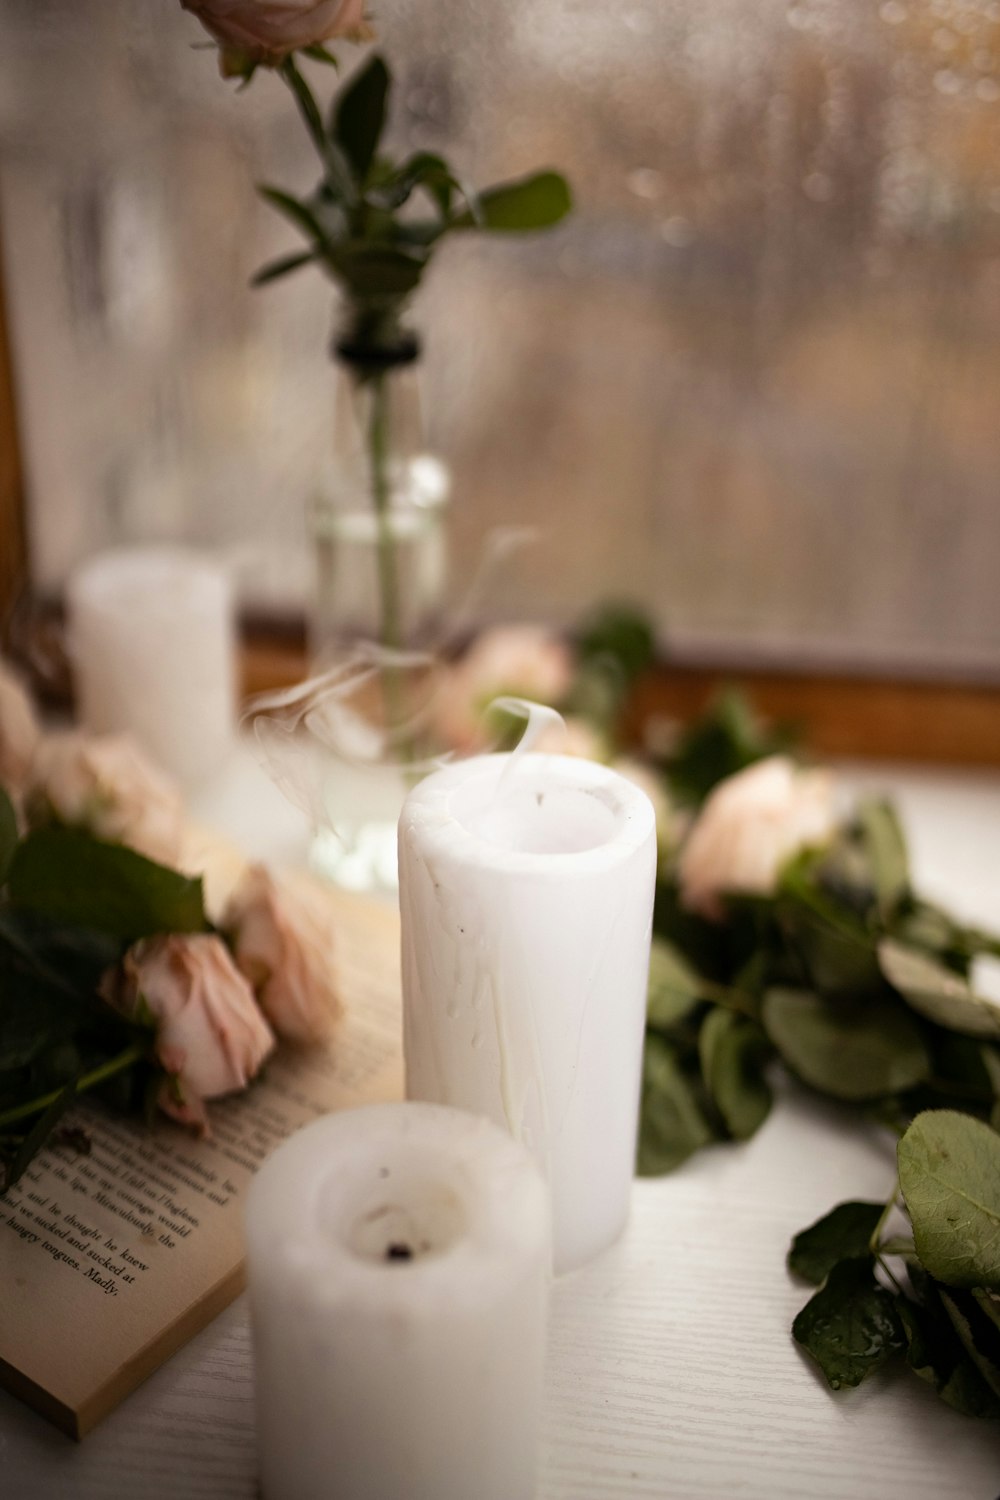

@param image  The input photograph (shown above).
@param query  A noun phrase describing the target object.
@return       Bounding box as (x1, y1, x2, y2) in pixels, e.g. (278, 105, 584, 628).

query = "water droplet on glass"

(446, 1004, 460, 1020)
(627, 167, 664, 200)
(471, 1032, 486, 1050)
(934, 68, 963, 95)
(661, 215, 696, 247)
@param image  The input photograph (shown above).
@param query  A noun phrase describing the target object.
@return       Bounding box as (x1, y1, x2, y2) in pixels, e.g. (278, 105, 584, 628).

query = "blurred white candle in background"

(67, 546, 236, 786)
(245, 1102, 550, 1500)
(399, 751, 657, 1273)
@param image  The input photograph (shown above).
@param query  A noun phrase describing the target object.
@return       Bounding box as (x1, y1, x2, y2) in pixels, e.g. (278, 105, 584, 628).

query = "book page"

(0, 887, 404, 1438)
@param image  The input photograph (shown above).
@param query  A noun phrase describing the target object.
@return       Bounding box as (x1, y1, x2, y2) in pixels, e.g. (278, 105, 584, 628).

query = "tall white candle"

(67, 545, 236, 786)
(399, 752, 657, 1273)
(245, 1102, 550, 1500)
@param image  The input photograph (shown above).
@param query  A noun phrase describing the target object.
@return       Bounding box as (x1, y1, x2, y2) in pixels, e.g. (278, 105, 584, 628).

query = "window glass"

(1, 0, 998, 673)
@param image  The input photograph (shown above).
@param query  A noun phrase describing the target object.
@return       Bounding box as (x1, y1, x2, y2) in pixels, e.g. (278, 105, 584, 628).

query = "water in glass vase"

(306, 342, 450, 894)
(312, 459, 449, 660)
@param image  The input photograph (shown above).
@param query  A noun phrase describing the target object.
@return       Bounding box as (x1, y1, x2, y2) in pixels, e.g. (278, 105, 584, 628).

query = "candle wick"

(385, 1242, 414, 1262)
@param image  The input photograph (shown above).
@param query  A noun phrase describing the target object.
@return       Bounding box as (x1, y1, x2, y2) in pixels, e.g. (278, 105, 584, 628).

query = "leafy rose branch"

(186, 4, 572, 723)
(638, 699, 1000, 1178)
(0, 768, 339, 1193)
(260, 53, 570, 720)
(789, 1111, 1000, 1421)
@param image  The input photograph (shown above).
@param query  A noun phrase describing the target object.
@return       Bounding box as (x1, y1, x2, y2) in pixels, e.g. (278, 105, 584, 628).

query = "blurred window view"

(1, 0, 999, 675)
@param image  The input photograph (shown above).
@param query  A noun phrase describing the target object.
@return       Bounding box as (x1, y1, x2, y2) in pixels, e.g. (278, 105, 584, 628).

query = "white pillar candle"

(67, 545, 236, 786)
(399, 752, 657, 1273)
(245, 1102, 550, 1500)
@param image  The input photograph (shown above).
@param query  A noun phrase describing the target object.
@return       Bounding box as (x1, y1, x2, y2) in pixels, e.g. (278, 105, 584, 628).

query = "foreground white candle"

(399, 752, 657, 1273)
(245, 1102, 550, 1500)
(67, 545, 235, 785)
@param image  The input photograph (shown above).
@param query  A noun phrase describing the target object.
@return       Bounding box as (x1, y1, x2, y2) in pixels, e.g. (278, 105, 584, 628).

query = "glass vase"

(305, 328, 450, 894)
(311, 332, 449, 666)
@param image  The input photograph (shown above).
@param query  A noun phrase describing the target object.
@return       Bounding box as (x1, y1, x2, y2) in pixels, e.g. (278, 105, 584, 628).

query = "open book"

(0, 884, 403, 1438)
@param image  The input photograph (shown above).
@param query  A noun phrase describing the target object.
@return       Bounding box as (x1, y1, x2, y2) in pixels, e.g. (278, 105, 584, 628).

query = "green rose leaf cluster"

(254, 53, 572, 350)
(639, 696, 1000, 1177)
(790, 1112, 1000, 1420)
(0, 785, 209, 1193)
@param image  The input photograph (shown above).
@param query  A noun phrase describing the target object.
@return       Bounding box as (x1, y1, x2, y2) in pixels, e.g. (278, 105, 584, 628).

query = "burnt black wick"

(385, 1242, 414, 1261)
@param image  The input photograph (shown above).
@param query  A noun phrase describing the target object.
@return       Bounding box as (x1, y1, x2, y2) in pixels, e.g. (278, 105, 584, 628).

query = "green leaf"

(370, 152, 460, 215)
(763, 987, 930, 1102)
(576, 603, 656, 685)
(258, 187, 330, 247)
(301, 43, 340, 67)
(897, 1293, 1000, 1418)
(251, 250, 316, 286)
(667, 690, 791, 805)
(792, 1258, 904, 1389)
(451, 171, 572, 232)
(777, 867, 883, 1000)
(939, 1287, 1000, 1399)
(857, 798, 909, 917)
(898, 1110, 1000, 1289)
(698, 1007, 772, 1140)
(333, 54, 389, 183)
(880, 940, 1000, 1040)
(0, 785, 17, 885)
(8, 827, 207, 943)
(0, 1080, 78, 1195)
(637, 1033, 715, 1176)
(646, 939, 703, 1029)
(788, 1201, 885, 1285)
(323, 243, 427, 298)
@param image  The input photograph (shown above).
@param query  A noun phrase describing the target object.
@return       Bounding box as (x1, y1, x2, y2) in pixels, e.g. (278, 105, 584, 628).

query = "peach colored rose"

(181, 0, 369, 72)
(108, 934, 275, 1133)
(678, 755, 837, 918)
(0, 658, 40, 796)
(434, 627, 575, 753)
(224, 865, 340, 1044)
(28, 731, 185, 867)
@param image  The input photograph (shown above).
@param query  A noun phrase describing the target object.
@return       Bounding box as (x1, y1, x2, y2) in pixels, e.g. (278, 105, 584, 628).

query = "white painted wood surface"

(4, 757, 1000, 1499)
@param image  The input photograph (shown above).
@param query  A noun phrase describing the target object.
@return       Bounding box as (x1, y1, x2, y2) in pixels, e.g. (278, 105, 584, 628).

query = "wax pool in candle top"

(245, 1102, 550, 1500)
(399, 753, 657, 1273)
(452, 767, 621, 854)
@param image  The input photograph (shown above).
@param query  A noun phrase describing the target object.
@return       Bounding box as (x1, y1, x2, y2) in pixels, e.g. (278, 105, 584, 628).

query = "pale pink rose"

(28, 731, 185, 866)
(224, 865, 340, 1044)
(181, 0, 369, 71)
(434, 627, 575, 752)
(108, 934, 275, 1133)
(678, 756, 837, 918)
(612, 756, 676, 855)
(532, 716, 607, 762)
(0, 659, 40, 796)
